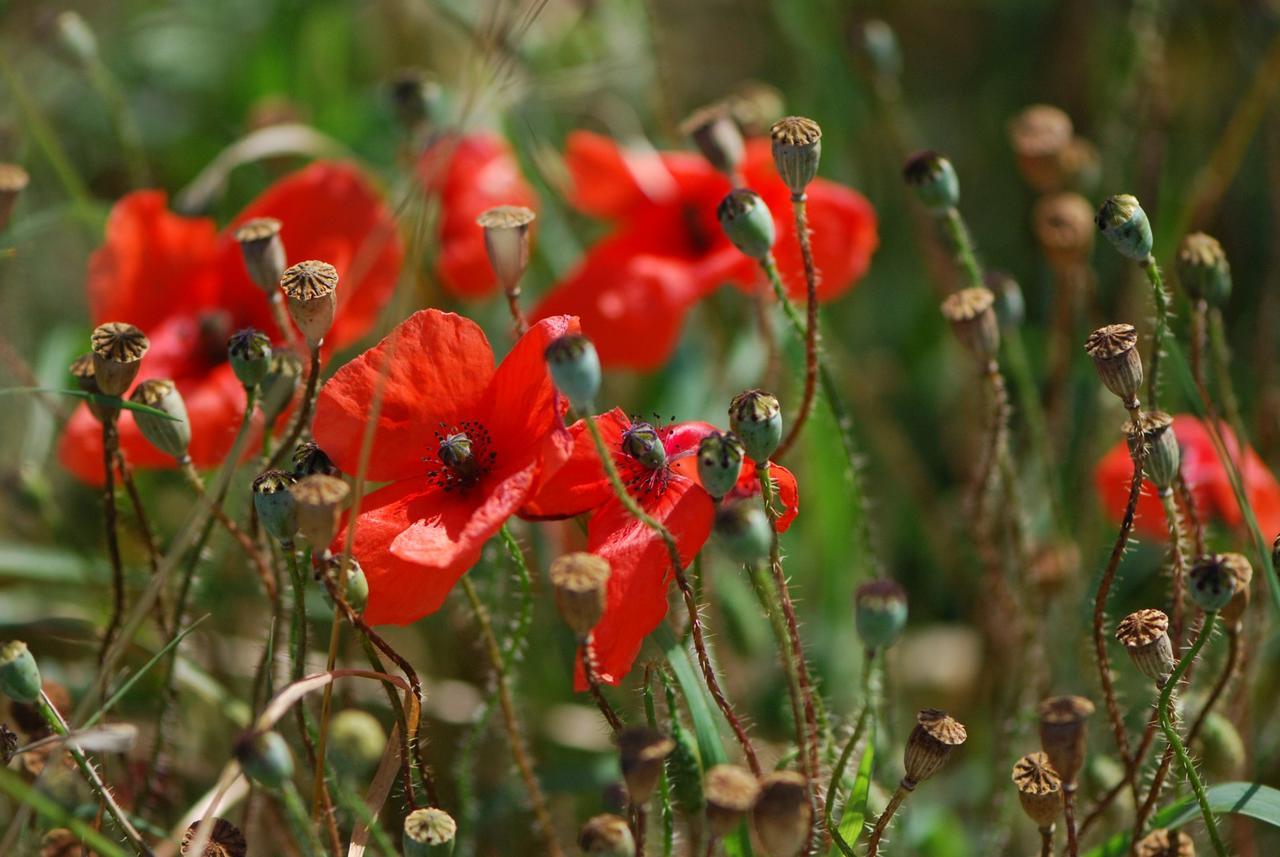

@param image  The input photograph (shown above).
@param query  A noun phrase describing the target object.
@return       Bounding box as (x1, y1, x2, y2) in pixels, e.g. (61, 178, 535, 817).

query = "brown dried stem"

(99, 416, 125, 665)
(179, 460, 277, 600)
(776, 196, 820, 459)
(581, 637, 624, 735)
(266, 344, 321, 471)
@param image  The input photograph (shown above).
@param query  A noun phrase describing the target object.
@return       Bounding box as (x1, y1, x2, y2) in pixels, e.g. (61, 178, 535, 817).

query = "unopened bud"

(228, 329, 272, 390)
(1096, 194, 1153, 262)
(545, 334, 601, 412)
(0, 641, 41, 704)
(234, 730, 294, 789)
(717, 190, 776, 260)
(902, 150, 959, 213)
(697, 431, 745, 500)
(728, 389, 781, 464)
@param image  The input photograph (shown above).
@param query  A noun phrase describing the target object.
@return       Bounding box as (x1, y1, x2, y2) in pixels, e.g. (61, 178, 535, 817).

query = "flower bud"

(549, 552, 610, 639)
(260, 352, 303, 425)
(1187, 554, 1240, 613)
(985, 270, 1025, 329)
(1096, 194, 1153, 262)
(729, 389, 782, 464)
(90, 322, 149, 397)
(1193, 711, 1245, 779)
(618, 726, 675, 804)
(477, 205, 536, 294)
(0, 162, 30, 232)
(1011, 752, 1062, 829)
(1134, 828, 1195, 857)
(717, 189, 776, 260)
(0, 641, 42, 704)
(578, 814, 635, 857)
(318, 555, 368, 613)
(940, 287, 1000, 365)
(854, 579, 908, 650)
(680, 104, 746, 178)
(403, 807, 456, 856)
(1007, 105, 1073, 193)
(234, 218, 286, 295)
(180, 817, 247, 857)
(621, 421, 666, 470)
(545, 334, 601, 412)
(697, 431, 745, 500)
(234, 730, 294, 788)
(1033, 192, 1095, 271)
(292, 440, 340, 478)
(252, 470, 298, 545)
(751, 771, 812, 857)
(714, 501, 772, 564)
(704, 764, 760, 839)
(228, 329, 272, 390)
(903, 708, 967, 786)
(1124, 411, 1179, 493)
(1115, 609, 1175, 683)
(129, 379, 191, 460)
(1084, 324, 1143, 409)
(290, 475, 349, 549)
(1037, 695, 1094, 785)
(280, 260, 338, 347)
(1176, 232, 1231, 308)
(1218, 552, 1253, 627)
(902, 150, 959, 213)
(770, 116, 822, 198)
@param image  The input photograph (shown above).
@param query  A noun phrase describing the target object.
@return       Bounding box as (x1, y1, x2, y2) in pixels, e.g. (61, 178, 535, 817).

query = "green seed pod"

(854, 579, 908, 650)
(770, 116, 822, 198)
(578, 814, 635, 857)
(729, 389, 782, 464)
(618, 726, 676, 804)
(544, 333, 601, 413)
(1125, 411, 1179, 493)
(328, 709, 386, 778)
(1188, 554, 1240, 613)
(714, 502, 772, 565)
(319, 556, 368, 614)
(1095, 194, 1153, 262)
(902, 150, 960, 213)
(129, 379, 191, 460)
(259, 352, 303, 426)
(621, 422, 667, 470)
(1193, 711, 1245, 779)
(227, 328, 272, 390)
(666, 726, 705, 816)
(403, 807, 456, 856)
(234, 730, 294, 789)
(1177, 232, 1232, 308)
(940, 287, 1000, 366)
(252, 469, 298, 545)
(0, 641, 42, 704)
(717, 189, 776, 260)
(697, 431, 745, 500)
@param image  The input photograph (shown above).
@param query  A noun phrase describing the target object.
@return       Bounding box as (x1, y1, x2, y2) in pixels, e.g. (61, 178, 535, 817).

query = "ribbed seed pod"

(578, 814, 635, 857)
(1037, 695, 1094, 784)
(1115, 609, 1174, 683)
(680, 103, 745, 178)
(476, 205, 536, 294)
(705, 764, 760, 838)
(903, 708, 967, 786)
(91, 322, 149, 397)
(280, 260, 338, 347)
(940, 287, 1000, 365)
(290, 475, 349, 548)
(234, 218, 286, 294)
(180, 817, 247, 857)
(770, 116, 822, 198)
(129, 379, 191, 460)
(1012, 752, 1062, 829)
(1084, 324, 1143, 409)
(1124, 411, 1179, 493)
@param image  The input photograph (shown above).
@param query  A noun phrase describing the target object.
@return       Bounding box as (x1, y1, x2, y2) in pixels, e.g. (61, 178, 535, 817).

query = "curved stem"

(643, 666, 675, 857)
(582, 636, 624, 734)
(1142, 256, 1171, 412)
(866, 782, 911, 857)
(776, 196, 820, 459)
(747, 562, 809, 774)
(1159, 490, 1189, 650)
(1187, 625, 1240, 747)
(267, 344, 321, 470)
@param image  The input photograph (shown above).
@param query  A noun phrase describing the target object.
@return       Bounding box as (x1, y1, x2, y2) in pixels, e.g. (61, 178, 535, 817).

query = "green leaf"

(1084, 782, 1280, 857)
(828, 721, 876, 857)
(0, 386, 182, 420)
(0, 766, 131, 857)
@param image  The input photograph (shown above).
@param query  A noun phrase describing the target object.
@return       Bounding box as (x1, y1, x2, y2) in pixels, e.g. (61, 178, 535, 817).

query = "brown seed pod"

(280, 259, 338, 346)
(1115, 609, 1174, 683)
(1007, 104, 1073, 192)
(705, 763, 761, 838)
(1134, 827, 1195, 857)
(1124, 411, 1179, 493)
(770, 115, 823, 197)
(680, 103, 745, 178)
(90, 322, 149, 397)
(1037, 695, 1094, 785)
(940, 287, 1000, 365)
(1032, 192, 1095, 271)
(39, 829, 83, 857)
(578, 813, 635, 856)
(752, 770, 811, 857)
(181, 817, 247, 857)
(618, 726, 675, 804)
(289, 474, 350, 548)
(0, 162, 30, 232)
(1011, 751, 1062, 829)
(234, 217, 286, 294)
(476, 205, 536, 293)
(1217, 552, 1253, 627)
(903, 708, 967, 786)
(1084, 324, 1143, 409)
(548, 552, 610, 638)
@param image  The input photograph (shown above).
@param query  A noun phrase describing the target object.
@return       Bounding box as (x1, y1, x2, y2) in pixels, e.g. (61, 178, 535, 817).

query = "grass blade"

(827, 720, 876, 857)
(1084, 782, 1280, 856)
(0, 386, 182, 420)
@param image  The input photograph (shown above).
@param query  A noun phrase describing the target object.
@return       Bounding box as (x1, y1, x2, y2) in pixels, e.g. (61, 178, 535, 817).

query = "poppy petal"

(520, 408, 629, 519)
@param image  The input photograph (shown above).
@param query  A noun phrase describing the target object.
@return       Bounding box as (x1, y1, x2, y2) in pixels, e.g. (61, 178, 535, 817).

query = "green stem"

(940, 207, 984, 289)
(747, 562, 808, 769)
(499, 525, 535, 668)
(1142, 256, 1172, 412)
(0, 767, 130, 857)
(1207, 308, 1247, 457)
(825, 651, 877, 857)
(644, 665, 675, 857)
(776, 196, 821, 458)
(279, 779, 327, 857)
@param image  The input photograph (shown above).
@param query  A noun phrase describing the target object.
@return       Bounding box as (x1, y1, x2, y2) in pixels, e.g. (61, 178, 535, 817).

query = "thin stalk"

(504, 279, 528, 336)
(1207, 308, 1247, 458)
(643, 665, 675, 857)
(267, 344, 321, 470)
(746, 562, 809, 776)
(271, 293, 300, 351)
(1141, 256, 1171, 412)
(310, 600, 344, 817)
(1159, 490, 1188, 650)
(115, 450, 167, 632)
(460, 576, 563, 856)
(582, 636, 623, 734)
(1187, 624, 1241, 746)
(825, 651, 877, 857)
(1190, 300, 1209, 398)
(1133, 741, 1176, 847)
(1039, 826, 1054, 857)
(866, 782, 912, 857)
(582, 411, 761, 774)
(99, 415, 125, 665)
(180, 460, 277, 600)
(940, 208, 983, 289)
(776, 195, 820, 459)
(278, 779, 327, 857)
(1064, 785, 1079, 857)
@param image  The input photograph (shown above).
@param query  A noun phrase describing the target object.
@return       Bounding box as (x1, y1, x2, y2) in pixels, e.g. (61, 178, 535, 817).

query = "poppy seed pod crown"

(91, 322, 149, 397)
(280, 259, 338, 347)
(180, 817, 247, 857)
(403, 808, 456, 857)
(770, 116, 822, 198)
(578, 814, 635, 857)
(476, 205, 536, 293)
(903, 708, 967, 786)
(1084, 324, 1143, 409)
(1115, 608, 1174, 683)
(1177, 232, 1231, 308)
(940, 287, 1000, 365)
(1011, 751, 1062, 829)
(1037, 695, 1094, 784)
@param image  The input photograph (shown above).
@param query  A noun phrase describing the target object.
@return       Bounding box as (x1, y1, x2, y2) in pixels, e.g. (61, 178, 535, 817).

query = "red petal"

(1180, 416, 1280, 535)
(520, 409, 629, 519)
(1094, 416, 1208, 539)
(482, 315, 578, 470)
(565, 131, 669, 220)
(313, 309, 495, 482)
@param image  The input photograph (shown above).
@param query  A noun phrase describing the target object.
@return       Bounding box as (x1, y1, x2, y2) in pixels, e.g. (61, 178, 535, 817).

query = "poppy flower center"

(682, 202, 716, 255)
(622, 421, 667, 470)
(424, 421, 496, 492)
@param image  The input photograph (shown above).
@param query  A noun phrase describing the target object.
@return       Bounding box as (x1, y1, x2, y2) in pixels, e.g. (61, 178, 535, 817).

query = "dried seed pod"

(752, 771, 811, 857)
(697, 431, 745, 500)
(234, 217, 286, 294)
(902, 150, 959, 213)
(548, 552, 610, 638)
(680, 103, 746, 178)
(0, 162, 30, 232)
(854, 578, 908, 650)
(545, 333, 601, 412)
(618, 726, 675, 804)
(1007, 105, 1073, 192)
(705, 764, 761, 838)
(1176, 232, 1231, 308)
(130, 379, 191, 460)
(90, 322, 149, 397)
(1134, 828, 1195, 857)
(770, 116, 823, 198)
(1012, 751, 1062, 829)
(1084, 324, 1143, 409)
(1115, 609, 1175, 683)
(1032, 192, 1095, 270)
(39, 828, 83, 857)
(280, 259, 338, 347)
(1124, 411, 1179, 493)
(1218, 552, 1253, 627)
(1096, 194, 1153, 261)
(1037, 695, 1094, 784)
(476, 205, 536, 293)
(729, 389, 782, 463)
(717, 189, 776, 260)
(180, 817, 247, 857)
(940, 286, 1000, 365)
(403, 807, 456, 856)
(290, 474, 349, 548)
(903, 708, 967, 786)
(578, 813, 635, 857)
(1188, 554, 1241, 613)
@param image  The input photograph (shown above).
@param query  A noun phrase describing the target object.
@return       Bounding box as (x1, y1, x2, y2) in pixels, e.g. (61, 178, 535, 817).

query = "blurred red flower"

(1093, 414, 1280, 538)
(313, 310, 577, 625)
(523, 408, 799, 686)
(58, 161, 403, 482)
(532, 131, 878, 370)
(417, 133, 538, 298)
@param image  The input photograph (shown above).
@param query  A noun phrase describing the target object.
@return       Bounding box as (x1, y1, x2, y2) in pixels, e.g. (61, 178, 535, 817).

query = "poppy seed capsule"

(729, 389, 782, 463)
(752, 771, 812, 857)
(1188, 554, 1240, 613)
(1011, 752, 1062, 829)
(680, 104, 746, 178)
(252, 470, 298, 545)
(1033, 192, 1095, 271)
(227, 329, 272, 390)
(129, 379, 191, 460)
(705, 764, 761, 838)
(328, 709, 386, 777)
(1096, 194, 1153, 262)
(91, 322, 149, 397)
(0, 162, 30, 232)
(548, 552, 610, 638)
(476, 205, 536, 294)
(940, 287, 1000, 365)
(986, 270, 1025, 329)
(1007, 104, 1073, 193)
(1177, 232, 1232, 308)
(290, 475, 349, 549)
(1084, 324, 1143, 409)
(1218, 552, 1253, 627)
(259, 352, 303, 425)
(1134, 828, 1195, 857)
(280, 259, 338, 347)
(1124, 411, 1179, 493)
(1037, 695, 1094, 785)
(903, 708, 967, 786)
(697, 431, 745, 500)
(621, 422, 666, 470)
(234, 217, 286, 294)
(180, 817, 247, 857)
(0, 641, 41, 704)
(714, 501, 772, 564)
(902, 150, 960, 213)
(403, 807, 456, 856)
(855, 579, 909, 650)
(578, 814, 635, 857)
(545, 334, 601, 412)
(770, 116, 823, 198)
(292, 440, 340, 478)
(69, 353, 111, 422)
(1115, 609, 1175, 683)
(233, 730, 294, 789)
(618, 726, 676, 804)
(319, 556, 368, 613)
(717, 189, 776, 260)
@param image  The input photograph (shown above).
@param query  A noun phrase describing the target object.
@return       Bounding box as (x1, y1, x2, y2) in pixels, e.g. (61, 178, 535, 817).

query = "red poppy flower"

(313, 310, 577, 625)
(417, 132, 538, 298)
(58, 161, 403, 483)
(522, 408, 799, 686)
(531, 131, 878, 369)
(1093, 415, 1280, 538)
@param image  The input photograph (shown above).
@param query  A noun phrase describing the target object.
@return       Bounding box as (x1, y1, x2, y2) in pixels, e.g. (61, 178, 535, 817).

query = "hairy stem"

(776, 196, 821, 459)
(267, 344, 321, 470)
(866, 781, 912, 857)
(1142, 256, 1171, 412)
(582, 636, 624, 734)
(99, 416, 125, 665)
(180, 460, 277, 600)
(940, 207, 983, 289)
(825, 651, 877, 857)
(1187, 624, 1241, 747)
